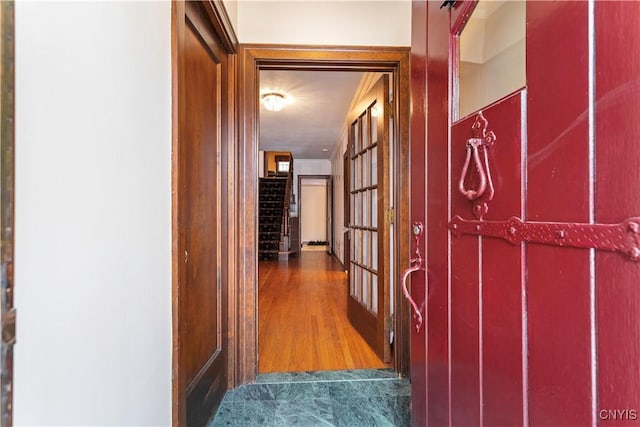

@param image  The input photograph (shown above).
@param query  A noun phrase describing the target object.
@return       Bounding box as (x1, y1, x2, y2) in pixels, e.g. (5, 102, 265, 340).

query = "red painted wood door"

(409, 1, 640, 426)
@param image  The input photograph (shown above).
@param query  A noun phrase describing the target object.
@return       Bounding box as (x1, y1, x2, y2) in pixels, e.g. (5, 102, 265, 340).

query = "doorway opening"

(256, 69, 390, 374)
(299, 175, 332, 254)
(237, 45, 411, 385)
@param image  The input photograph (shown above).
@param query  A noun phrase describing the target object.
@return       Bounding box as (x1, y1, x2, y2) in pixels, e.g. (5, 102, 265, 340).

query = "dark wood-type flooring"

(258, 252, 388, 373)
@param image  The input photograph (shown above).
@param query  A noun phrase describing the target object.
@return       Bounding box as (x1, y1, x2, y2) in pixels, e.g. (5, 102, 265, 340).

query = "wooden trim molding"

(202, 1, 238, 54)
(0, 2, 16, 425)
(237, 44, 411, 384)
(171, 5, 185, 426)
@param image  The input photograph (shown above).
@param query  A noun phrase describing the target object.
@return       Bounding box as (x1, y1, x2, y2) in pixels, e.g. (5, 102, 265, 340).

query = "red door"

(409, 1, 640, 426)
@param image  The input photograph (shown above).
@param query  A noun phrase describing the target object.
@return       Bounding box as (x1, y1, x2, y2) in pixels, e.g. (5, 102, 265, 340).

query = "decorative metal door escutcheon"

(448, 215, 640, 261)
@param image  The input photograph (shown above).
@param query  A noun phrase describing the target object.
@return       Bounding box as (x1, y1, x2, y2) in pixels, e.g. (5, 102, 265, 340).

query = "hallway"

(258, 251, 388, 372)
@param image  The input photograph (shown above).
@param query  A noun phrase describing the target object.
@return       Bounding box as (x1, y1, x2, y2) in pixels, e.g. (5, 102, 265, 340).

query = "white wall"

(330, 73, 383, 265)
(258, 150, 265, 178)
(459, 0, 525, 117)
(291, 159, 331, 216)
(300, 181, 328, 243)
(15, 2, 172, 425)
(237, 1, 411, 46)
(331, 133, 348, 264)
(222, 0, 238, 34)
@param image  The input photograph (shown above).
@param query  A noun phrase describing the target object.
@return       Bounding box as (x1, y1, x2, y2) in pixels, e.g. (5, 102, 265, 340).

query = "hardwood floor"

(258, 252, 388, 373)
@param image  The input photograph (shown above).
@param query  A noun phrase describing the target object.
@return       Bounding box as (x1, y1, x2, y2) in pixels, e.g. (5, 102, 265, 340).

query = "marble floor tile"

(275, 382, 332, 401)
(331, 396, 411, 427)
(209, 370, 411, 426)
(256, 371, 317, 384)
(209, 401, 277, 427)
(318, 369, 397, 382)
(227, 383, 278, 402)
(256, 368, 396, 384)
(327, 379, 411, 399)
(275, 398, 335, 426)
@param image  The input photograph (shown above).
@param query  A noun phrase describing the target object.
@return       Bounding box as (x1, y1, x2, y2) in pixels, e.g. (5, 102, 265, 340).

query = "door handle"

(401, 222, 425, 332)
(458, 139, 487, 200)
(457, 112, 496, 204)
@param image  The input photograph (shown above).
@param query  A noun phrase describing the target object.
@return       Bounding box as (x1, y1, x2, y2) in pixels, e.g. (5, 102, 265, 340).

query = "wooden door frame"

(238, 44, 411, 384)
(171, 1, 238, 426)
(298, 174, 332, 251)
(343, 148, 351, 271)
(1, 2, 15, 425)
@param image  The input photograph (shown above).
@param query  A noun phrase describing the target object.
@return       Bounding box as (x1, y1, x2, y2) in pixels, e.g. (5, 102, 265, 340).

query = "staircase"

(258, 177, 290, 260)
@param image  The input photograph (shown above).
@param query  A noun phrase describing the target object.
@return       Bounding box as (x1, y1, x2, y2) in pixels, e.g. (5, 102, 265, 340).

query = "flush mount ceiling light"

(261, 92, 287, 112)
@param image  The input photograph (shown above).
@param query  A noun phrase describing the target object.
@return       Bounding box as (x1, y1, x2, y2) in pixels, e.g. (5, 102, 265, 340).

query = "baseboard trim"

(332, 252, 346, 271)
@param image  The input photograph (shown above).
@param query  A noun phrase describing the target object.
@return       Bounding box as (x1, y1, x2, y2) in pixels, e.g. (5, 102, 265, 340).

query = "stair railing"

(282, 165, 293, 240)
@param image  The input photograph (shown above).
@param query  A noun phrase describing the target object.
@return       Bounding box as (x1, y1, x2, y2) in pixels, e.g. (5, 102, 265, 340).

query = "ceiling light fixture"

(261, 92, 287, 112)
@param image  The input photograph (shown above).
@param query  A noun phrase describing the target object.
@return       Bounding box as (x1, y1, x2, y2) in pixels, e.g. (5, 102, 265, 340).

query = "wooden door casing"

(172, 2, 237, 426)
(0, 2, 14, 425)
(238, 44, 410, 385)
(410, 1, 640, 426)
(343, 148, 350, 270)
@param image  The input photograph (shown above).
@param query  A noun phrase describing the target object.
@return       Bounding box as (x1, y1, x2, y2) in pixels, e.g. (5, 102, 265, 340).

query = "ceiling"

(259, 70, 365, 159)
(473, 0, 506, 19)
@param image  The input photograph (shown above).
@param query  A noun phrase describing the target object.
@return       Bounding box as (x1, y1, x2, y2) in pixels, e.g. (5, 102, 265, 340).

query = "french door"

(347, 75, 391, 362)
(410, 1, 640, 426)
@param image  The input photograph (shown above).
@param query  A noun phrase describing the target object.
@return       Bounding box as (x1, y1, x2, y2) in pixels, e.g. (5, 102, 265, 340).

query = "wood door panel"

(476, 93, 524, 221)
(450, 92, 525, 426)
(175, 2, 232, 425)
(450, 112, 481, 427)
(450, 235, 480, 427)
(423, 4, 451, 427)
(409, 3, 429, 425)
(0, 2, 14, 425)
(526, 3, 593, 426)
(477, 94, 525, 427)
(481, 238, 524, 426)
(526, 249, 591, 426)
(595, 1, 640, 419)
(183, 23, 220, 383)
(526, 1, 590, 222)
(346, 298, 377, 350)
